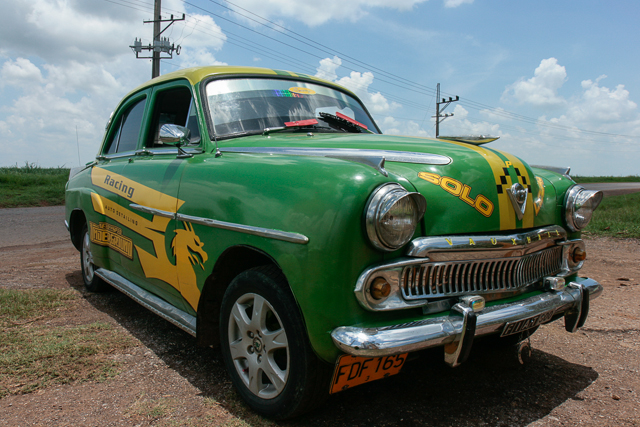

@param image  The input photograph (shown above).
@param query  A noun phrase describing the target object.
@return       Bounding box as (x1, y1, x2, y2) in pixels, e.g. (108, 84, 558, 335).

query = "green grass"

(0, 289, 136, 398)
(582, 192, 640, 239)
(572, 175, 640, 183)
(0, 163, 70, 208)
(0, 288, 78, 321)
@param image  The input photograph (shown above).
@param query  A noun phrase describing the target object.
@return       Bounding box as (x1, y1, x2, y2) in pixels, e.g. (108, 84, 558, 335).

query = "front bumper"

(331, 277, 602, 367)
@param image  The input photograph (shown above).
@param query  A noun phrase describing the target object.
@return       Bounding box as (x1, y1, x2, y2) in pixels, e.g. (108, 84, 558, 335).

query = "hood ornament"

(507, 183, 528, 220)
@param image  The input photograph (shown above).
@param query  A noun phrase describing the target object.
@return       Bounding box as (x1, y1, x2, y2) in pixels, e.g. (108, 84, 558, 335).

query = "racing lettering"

(418, 172, 494, 217)
(103, 174, 135, 198)
(440, 177, 463, 196)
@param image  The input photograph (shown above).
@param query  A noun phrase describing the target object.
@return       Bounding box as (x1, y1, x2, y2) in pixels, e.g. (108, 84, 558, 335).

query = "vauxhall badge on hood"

(507, 183, 528, 220)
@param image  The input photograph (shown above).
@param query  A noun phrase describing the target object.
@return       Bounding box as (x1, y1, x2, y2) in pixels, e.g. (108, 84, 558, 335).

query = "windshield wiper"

(317, 112, 373, 134)
(263, 119, 322, 135)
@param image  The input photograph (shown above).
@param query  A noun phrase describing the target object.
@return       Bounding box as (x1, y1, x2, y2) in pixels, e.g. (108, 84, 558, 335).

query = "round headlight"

(565, 185, 603, 231)
(365, 183, 426, 251)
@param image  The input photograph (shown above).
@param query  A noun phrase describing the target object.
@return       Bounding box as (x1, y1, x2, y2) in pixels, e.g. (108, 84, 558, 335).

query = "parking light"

(370, 277, 391, 300)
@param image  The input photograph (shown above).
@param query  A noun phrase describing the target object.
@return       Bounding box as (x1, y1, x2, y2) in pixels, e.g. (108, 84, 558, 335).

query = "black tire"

(80, 224, 109, 292)
(220, 266, 331, 419)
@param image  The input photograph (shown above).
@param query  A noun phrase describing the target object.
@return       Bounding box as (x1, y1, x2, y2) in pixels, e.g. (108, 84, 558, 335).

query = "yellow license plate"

(330, 353, 407, 394)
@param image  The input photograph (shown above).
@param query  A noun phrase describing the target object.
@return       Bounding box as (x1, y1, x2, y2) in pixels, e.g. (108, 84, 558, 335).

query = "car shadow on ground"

(67, 271, 598, 426)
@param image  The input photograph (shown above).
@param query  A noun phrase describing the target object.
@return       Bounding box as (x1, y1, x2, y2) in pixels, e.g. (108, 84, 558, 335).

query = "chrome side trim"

(406, 225, 567, 259)
(95, 268, 196, 336)
(129, 203, 176, 219)
(176, 213, 309, 245)
(64, 220, 70, 232)
(219, 147, 452, 177)
(332, 277, 602, 357)
(128, 203, 309, 244)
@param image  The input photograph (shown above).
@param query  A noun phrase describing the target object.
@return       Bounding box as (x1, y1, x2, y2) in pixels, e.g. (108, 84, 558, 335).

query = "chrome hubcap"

(228, 293, 289, 399)
(82, 231, 95, 283)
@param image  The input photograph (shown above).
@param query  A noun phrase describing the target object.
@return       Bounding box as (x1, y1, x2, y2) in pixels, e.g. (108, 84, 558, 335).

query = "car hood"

(218, 133, 559, 235)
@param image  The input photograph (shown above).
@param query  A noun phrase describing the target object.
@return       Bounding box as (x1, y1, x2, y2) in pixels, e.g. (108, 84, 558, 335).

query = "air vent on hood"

(437, 135, 500, 145)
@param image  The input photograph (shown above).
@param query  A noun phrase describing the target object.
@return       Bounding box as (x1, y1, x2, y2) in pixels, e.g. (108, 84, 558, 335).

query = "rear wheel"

(220, 266, 330, 419)
(80, 224, 109, 292)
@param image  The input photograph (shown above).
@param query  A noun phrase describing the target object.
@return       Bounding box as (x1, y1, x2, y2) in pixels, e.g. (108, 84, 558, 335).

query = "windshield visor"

(205, 78, 379, 138)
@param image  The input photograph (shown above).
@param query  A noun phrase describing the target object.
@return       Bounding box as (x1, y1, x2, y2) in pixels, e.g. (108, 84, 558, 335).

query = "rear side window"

(105, 98, 146, 154)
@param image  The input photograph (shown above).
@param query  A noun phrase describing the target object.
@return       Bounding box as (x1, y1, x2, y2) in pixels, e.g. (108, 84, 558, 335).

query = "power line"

(189, 0, 640, 141)
(105, 0, 640, 144)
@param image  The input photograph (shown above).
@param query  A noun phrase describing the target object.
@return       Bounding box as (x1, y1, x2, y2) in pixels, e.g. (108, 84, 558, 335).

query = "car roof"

(126, 65, 357, 98)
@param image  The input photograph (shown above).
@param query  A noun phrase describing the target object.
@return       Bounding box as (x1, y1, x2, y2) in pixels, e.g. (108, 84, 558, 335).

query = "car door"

(117, 80, 205, 315)
(87, 90, 149, 273)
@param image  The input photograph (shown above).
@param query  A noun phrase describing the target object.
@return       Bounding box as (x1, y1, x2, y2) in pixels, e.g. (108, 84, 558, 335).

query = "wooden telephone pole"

(130, 0, 184, 78)
(433, 83, 459, 138)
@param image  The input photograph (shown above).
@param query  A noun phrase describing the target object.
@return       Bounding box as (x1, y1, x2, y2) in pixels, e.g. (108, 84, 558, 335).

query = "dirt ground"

(0, 235, 638, 426)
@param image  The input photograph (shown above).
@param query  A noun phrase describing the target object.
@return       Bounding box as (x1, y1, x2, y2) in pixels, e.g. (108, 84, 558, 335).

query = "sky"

(1, 0, 639, 176)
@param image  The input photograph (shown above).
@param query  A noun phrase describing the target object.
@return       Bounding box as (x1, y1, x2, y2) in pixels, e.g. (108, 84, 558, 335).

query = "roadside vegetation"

(0, 289, 136, 398)
(572, 175, 640, 183)
(0, 163, 70, 208)
(582, 191, 640, 239)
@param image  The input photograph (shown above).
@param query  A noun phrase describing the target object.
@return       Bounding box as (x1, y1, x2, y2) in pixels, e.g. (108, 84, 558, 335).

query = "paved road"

(0, 206, 68, 248)
(581, 182, 640, 197)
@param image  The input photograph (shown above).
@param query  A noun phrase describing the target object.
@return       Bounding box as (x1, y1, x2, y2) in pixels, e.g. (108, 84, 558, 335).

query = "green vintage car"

(65, 66, 603, 419)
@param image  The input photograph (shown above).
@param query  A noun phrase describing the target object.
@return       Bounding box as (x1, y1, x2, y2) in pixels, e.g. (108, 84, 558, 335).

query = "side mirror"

(159, 124, 191, 146)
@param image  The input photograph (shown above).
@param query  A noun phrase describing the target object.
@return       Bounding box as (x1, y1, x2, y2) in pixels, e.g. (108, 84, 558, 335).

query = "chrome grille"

(401, 246, 563, 299)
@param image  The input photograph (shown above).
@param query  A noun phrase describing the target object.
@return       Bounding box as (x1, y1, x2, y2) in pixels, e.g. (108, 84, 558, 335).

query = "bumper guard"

(331, 277, 602, 367)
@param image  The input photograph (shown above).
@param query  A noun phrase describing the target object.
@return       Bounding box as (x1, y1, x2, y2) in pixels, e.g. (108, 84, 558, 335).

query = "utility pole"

(130, 0, 184, 79)
(433, 83, 459, 138)
(152, 0, 162, 79)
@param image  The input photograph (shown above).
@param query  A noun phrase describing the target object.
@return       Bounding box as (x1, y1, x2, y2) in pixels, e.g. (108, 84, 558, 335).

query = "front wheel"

(220, 266, 330, 419)
(80, 224, 109, 292)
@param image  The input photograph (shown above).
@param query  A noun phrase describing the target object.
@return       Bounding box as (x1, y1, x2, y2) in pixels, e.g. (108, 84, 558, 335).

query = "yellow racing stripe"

(443, 141, 520, 230)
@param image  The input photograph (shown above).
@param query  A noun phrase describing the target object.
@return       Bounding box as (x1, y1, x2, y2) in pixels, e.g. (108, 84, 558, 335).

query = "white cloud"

(0, 58, 44, 88)
(502, 58, 567, 107)
(567, 76, 638, 124)
(382, 116, 429, 137)
(178, 48, 228, 68)
(171, 14, 227, 51)
(314, 56, 400, 115)
(444, 0, 474, 7)
(336, 71, 401, 114)
(440, 105, 503, 136)
(227, 0, 428, 26)
(0, 0, 144, 63)
(0, 58, 143, 167)
(316, 56, 342, 82)
(0, 0, 227, 168)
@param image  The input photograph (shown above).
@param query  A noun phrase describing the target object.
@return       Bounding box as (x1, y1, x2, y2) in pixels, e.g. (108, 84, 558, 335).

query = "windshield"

(205, 78, 380, 138)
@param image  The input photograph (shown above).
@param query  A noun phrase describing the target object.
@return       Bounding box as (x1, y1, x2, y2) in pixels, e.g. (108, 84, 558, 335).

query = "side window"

(185, 98, 201, 144)
(147, 86, 200, 147)
(105, 98, 146, 154)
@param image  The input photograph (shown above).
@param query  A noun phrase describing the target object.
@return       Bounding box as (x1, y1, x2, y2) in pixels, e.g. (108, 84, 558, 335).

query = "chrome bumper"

(331, 277, 602, 367)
